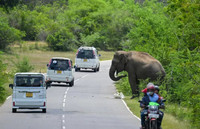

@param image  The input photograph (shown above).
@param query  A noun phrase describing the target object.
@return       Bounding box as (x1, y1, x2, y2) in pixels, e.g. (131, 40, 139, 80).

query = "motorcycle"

(139, 100, 166, 129)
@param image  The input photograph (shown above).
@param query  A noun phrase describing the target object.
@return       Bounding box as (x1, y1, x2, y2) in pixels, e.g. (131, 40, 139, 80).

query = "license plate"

(26, 92, 33, 97)
(83, 59, 87, 62)
(57, 70, 62, 74)
(148, 114, 159, 118)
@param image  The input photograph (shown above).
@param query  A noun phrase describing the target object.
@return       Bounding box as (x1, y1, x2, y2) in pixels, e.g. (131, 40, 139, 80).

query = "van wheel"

(75, 68, 80, 72)
(69, 80, 74, 87)
(42, 109, 46, 113)
(12, 108, 17, 113)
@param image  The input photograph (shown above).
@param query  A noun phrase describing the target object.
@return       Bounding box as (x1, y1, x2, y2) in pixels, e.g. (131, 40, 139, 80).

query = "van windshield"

(16, 77, 43, 87)
(77, 50, 95, 59)
(49, 59, 69, 70)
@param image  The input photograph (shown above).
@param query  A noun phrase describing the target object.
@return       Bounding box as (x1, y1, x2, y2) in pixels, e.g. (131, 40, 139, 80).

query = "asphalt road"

(0, 60, 140, 129)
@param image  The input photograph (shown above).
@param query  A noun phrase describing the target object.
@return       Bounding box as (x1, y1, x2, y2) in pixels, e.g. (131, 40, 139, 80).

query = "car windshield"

(49, 59, 69, 70)
(16, 77, 43, 87)
(77, 50, 94, 59)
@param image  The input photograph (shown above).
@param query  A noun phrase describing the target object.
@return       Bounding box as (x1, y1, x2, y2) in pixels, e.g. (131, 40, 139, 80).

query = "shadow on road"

(51, 83, 71, 87)
(14, 110, 44, 114)
(75, 69, 96, 73)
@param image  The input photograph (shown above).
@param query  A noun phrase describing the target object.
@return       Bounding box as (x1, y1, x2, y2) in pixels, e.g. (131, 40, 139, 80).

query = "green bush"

(46, 27, 75, 51)
(14, 56, 34, 72)
(0, 52, 8, 103)
(0, 9, 24, 50)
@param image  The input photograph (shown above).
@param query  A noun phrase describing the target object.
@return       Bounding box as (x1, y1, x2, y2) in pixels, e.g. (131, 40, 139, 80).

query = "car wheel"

(42, 109, 46, 113)
(75, 68, 80, 72)
(69, 80, 74, 87)
(94, 68, 97, 72)
(12, 108, 17, 113)
(97, 67, 100, 71)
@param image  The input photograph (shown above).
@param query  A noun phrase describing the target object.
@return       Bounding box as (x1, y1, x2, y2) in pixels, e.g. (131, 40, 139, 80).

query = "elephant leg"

(128, 74, 139, 99)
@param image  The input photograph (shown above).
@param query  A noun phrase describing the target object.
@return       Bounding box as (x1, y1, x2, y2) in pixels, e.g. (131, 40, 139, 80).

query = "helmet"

(147, 85, 155, 90)
(147, 82, 154, 88)
(155, 85, 159, 91)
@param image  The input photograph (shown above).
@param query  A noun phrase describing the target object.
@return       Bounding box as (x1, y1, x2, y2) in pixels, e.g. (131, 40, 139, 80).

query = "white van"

(46, 57, 74, 86)
(9, 73, 50, 113)
(75, 47, 100, 72)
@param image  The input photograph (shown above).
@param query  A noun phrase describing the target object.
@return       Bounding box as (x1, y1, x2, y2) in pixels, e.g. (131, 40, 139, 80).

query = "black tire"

(42, 109, 46, 113)
(75, 68, 80, 72)
(69, 80, 74, 87)
(145, 120, 149, 129)
(97, 67, 100, 71)
(151, 120, 157, 129)
(94, 68, 97, 72)
(12, 108, 17, 113)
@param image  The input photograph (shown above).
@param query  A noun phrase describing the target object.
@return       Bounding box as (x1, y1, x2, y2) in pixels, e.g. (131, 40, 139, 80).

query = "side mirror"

(99, 54, 101, 57)
(47, 64, 49, 67)
(9, 84, 13, 89)
(162, 99, 166, 102)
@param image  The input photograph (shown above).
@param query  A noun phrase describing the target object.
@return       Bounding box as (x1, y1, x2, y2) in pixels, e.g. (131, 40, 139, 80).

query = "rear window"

(49, 59, 70, 70)
(77, 50, 94, 59)
(16, 77, 43, 87)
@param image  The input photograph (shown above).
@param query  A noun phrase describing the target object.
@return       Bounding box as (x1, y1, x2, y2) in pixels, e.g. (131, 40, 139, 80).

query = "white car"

(75, 47, 100, 72)
(9, 73, 50, 113)
(46, 57, 74, 86)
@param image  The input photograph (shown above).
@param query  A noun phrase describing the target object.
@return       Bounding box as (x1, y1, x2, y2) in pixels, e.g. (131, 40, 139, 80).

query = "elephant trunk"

(109, 66, 126, 81)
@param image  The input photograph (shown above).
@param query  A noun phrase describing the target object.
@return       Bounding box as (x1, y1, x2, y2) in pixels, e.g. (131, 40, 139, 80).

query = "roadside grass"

(0, 41, 114, 105)
(4, 41, 114, 73)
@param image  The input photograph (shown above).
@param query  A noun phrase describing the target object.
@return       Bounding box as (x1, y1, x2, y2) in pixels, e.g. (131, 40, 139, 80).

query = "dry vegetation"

(3, 41, 114, 73)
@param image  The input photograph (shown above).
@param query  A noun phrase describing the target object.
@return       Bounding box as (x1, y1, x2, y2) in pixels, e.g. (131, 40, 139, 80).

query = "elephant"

(109, 51, 166, 99)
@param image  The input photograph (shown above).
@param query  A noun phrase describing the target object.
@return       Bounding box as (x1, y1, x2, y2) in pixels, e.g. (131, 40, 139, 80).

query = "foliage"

(0, 0, 200, 127)
(14, 56, 34, 72)
(0, 52, 8, 103)
(166, 0, 200, 50)
(0, 9, 24, 50)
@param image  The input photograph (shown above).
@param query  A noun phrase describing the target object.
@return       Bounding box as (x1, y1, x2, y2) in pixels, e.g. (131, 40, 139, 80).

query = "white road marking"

(61, 75, 89, 128)
(81, 74, 88, 78)
(63, 103, 65, 107)
(75, 79, 79, 82)
(64, 95, 67, 99)
(121, 99, 141, 121)
(6, 96, 11, 100)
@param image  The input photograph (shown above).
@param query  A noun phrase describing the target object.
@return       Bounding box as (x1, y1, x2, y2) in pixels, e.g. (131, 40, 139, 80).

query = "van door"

(14, 76, 46, 106)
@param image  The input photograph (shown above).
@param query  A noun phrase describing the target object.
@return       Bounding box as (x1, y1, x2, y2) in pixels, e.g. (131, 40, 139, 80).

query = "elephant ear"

(119, 53, 128, 65)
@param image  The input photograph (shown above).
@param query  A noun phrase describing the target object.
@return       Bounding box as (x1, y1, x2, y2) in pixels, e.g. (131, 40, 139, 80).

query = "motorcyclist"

(140, 83, 164, 129)
(141, 88, 147, 96)
(141, 82, 154, 97)
(155, 85, 163, 101)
